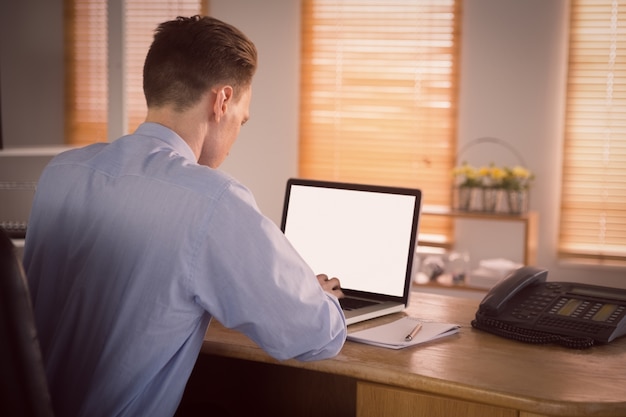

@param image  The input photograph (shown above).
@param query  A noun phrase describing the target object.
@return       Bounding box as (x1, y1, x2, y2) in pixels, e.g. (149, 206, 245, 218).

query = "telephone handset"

(472, 266, 626, 349)
(477, 266, 548, 316)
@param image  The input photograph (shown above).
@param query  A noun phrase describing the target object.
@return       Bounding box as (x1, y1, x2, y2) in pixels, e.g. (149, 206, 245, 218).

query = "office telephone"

(471, 266, 626, 349)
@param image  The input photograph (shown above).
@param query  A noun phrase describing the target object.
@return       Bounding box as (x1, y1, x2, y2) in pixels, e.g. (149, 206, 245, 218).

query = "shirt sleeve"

(189, 180, 347, 361)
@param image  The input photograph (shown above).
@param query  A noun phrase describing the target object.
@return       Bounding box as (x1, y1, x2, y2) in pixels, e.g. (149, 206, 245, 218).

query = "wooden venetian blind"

(64, 0, 206, 145)
(125, 1, 206, 132)
(65, 0, 108, 145)
(299, 0, 461, 240)
(559, 0, 626, 263)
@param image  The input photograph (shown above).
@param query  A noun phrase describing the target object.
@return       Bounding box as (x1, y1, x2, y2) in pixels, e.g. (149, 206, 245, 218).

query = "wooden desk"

(182, 293, 626, 417)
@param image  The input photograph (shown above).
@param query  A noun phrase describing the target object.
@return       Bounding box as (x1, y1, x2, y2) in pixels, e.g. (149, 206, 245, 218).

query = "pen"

(405, 322, 422, 341)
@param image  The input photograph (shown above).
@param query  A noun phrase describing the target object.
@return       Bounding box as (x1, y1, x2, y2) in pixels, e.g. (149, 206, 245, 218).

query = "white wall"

(211, 0, 301, 225)
(1, 0, 625, 288)
(456, 1, 571, 274)
(0, 0, 64, 147)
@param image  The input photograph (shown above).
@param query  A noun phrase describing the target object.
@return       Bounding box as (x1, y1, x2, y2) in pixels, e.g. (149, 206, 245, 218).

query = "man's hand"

(317, 274, 344, 299)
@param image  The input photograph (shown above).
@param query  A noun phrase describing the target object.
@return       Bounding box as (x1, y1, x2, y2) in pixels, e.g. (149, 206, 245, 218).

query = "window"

(299, 0, 461, 240)
(560, 0, 626, 263)
(64, 0, 207, 146)
(65, 0, 108, 145)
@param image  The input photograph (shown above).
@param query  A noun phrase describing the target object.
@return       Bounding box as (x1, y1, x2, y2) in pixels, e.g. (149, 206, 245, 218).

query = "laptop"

(280, 178, 422, 325)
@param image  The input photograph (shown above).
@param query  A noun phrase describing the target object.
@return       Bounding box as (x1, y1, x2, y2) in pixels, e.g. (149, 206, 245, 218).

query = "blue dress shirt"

(23, 123, 346, 417)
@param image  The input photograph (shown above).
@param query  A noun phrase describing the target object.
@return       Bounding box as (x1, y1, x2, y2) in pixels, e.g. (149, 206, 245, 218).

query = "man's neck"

(144, 105, 209, 162)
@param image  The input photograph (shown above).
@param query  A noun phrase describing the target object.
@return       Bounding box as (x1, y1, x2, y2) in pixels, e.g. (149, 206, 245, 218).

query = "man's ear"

(212, 86, 234, 123)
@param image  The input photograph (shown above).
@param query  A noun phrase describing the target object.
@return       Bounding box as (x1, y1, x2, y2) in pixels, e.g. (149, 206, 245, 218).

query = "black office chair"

(0, 230, 54, 417)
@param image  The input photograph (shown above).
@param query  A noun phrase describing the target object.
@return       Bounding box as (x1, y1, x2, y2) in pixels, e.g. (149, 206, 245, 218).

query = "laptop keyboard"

(339, 297, 378, 311)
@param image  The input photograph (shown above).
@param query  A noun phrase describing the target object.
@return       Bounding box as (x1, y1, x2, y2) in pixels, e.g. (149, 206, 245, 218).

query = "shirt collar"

(133, 122, 198, 163)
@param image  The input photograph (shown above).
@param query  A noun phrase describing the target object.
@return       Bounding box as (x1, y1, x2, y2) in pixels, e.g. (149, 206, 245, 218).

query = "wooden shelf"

(420, 205, 538, 266)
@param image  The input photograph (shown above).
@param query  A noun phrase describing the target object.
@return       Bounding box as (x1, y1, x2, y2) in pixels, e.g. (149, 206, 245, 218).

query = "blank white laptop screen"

(281, 179, 421, 299)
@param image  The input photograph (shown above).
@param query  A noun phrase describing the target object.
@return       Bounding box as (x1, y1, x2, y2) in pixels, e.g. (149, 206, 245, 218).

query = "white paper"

(347, 317, 460, 349)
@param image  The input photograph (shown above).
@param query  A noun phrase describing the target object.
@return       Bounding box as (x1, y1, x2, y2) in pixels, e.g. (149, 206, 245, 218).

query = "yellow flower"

(511, 166, 531, 179)
(502, 166, 534, 190)
(453, 162, 534, 190)
(474, 164, 507, 187)
(452, 162, 481, 187)
(490, 166, 507, 181)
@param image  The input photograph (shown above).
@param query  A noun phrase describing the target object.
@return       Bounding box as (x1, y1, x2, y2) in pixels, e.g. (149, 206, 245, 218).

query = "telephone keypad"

(512, 289, 626, 331)
(512, 292, 555, 320)
(609, 306, 625, 323)
(583, 303, 603, 320)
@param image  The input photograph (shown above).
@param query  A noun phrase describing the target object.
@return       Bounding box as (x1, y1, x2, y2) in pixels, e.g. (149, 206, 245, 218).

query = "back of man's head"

(143, 15, 258, 112)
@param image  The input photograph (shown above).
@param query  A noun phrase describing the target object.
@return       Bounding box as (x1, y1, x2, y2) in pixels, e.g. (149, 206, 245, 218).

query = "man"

(23, 15, 346, 417)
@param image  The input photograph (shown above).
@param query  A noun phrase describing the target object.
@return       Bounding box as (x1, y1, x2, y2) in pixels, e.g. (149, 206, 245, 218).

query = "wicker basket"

(452, 137, 530, 214)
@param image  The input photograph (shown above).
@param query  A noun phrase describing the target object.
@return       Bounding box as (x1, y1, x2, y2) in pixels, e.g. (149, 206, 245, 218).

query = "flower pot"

(453, 186, 478, 211)
(506, 189, 528, 214)
(481, 187, 500, 212)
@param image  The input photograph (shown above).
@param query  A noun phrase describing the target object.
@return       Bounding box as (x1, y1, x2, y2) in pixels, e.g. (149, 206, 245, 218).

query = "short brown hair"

(143, 15, 258, 111)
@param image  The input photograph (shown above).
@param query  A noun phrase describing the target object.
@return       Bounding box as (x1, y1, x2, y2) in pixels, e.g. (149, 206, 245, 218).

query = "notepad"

(347, 317, 460, 349)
